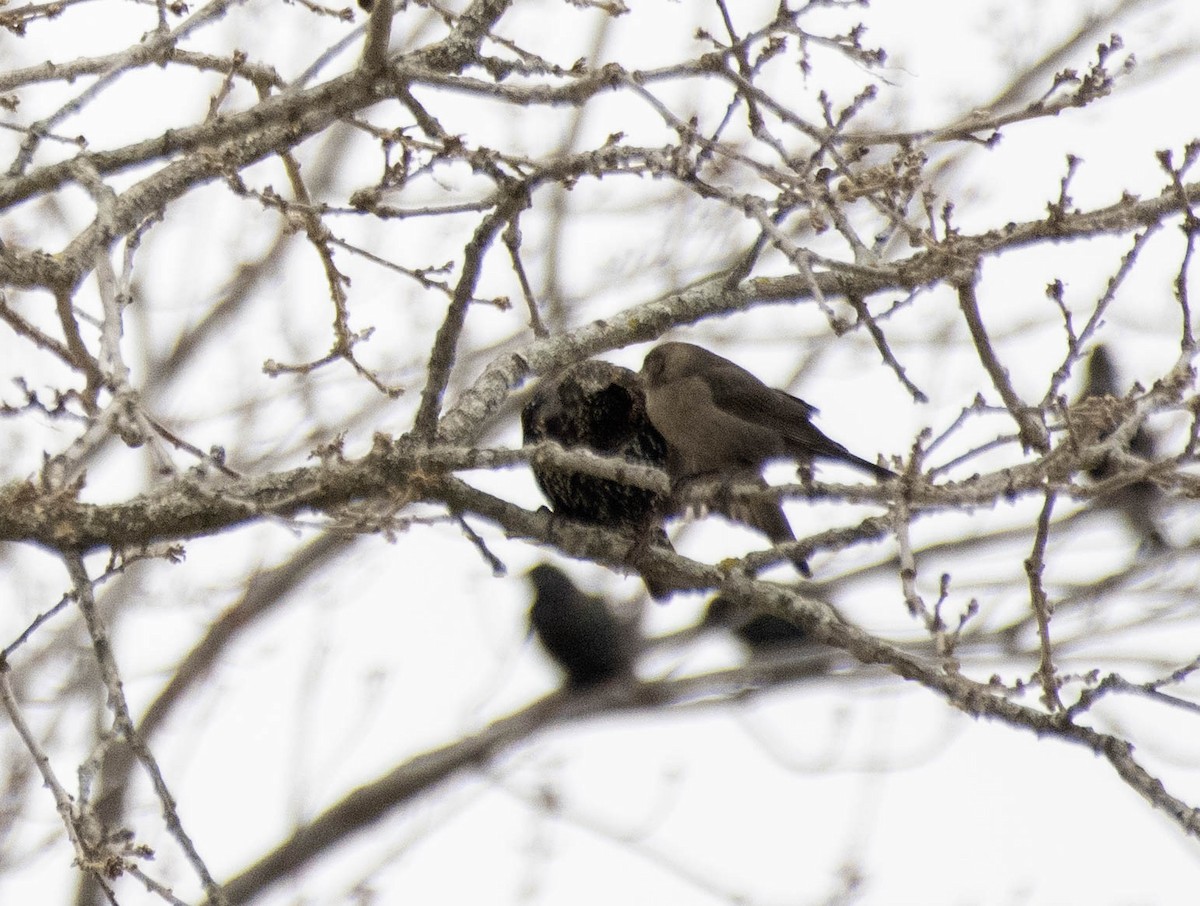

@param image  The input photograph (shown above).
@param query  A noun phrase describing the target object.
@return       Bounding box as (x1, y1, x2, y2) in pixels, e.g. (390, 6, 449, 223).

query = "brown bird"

(1080, 344, 1165, 549)
(640, 342, 891, 553)
(526, 564, 638, 687)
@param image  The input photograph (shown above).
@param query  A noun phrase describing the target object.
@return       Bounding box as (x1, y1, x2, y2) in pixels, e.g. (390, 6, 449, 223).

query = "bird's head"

(525, 563, 572, 600)
(641, 342, 707, 387)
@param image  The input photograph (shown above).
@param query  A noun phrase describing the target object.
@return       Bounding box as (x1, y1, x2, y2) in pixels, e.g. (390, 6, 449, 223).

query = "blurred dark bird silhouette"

(522, 360, 675, 597)
(1079, 344, 1165, 548)
(640, 342, 891, 558)
(526, 564, 638, 687)
(704, 595, 808, 654)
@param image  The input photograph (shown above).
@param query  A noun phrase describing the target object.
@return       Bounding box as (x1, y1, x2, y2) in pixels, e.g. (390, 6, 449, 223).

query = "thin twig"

(64, 554, 229, 906)
(955, 277, 1049, 452)
(1024, 490, 1062, 711)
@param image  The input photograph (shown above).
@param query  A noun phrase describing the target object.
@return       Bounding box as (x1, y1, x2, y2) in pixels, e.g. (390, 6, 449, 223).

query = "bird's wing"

(698, 361, 819, 423)
(696, 364, 855, 458)
(696, 363, 889, 476)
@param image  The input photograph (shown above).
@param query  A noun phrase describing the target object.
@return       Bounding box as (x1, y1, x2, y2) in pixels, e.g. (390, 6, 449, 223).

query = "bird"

(522, 360, 675, 597)
(704, 595, 809, 654)
(639, 342, 891, 555)
(526, 564, 637, 687)
(1079, 344, 1165, 548)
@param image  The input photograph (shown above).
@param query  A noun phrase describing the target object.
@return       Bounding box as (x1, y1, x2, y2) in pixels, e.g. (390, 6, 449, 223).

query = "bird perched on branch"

(703, 595, 809, 655)
(522, 360, 675, 597)
(526, 564, 637, 687)
(640, 342, 892, 556)
(1079, 344, 1165, 549)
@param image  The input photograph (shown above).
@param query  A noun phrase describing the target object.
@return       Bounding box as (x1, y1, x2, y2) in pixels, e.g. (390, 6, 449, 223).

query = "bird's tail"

(799, 433, 893, 480)
(716, 484, 811, 575)
(837, 449, 894, 481)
